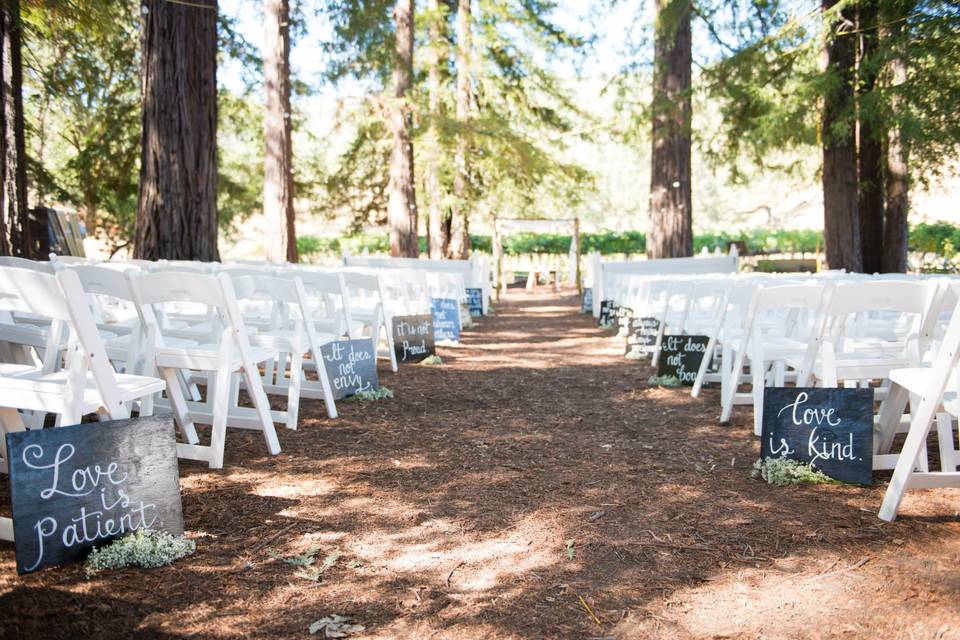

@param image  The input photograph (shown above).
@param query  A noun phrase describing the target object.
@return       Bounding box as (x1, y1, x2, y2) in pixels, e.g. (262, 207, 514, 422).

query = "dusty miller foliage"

(752, 457, 839, 487)
(349, 386, 394, 401)
(647, 374, 682, 387)
(85, 529, 195, 576)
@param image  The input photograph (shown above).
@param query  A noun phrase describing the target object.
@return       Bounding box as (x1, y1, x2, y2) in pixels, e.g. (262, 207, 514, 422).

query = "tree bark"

(857, 0, 884, 273)
(447, 0, 471, 259)
(821, 0, 862, 271)
(881, 5, 909, 273)
(648, 0, 692, 260)
(388, 0, 419, 258)
(425, 0, 448, 259)
(135, 0, 220, 261)
(263, 0, 298, 263)
(0, 0, 29, 258)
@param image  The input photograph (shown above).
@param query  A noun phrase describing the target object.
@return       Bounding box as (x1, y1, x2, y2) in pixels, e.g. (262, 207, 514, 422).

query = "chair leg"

(936, 412, 960, 471)
(285, 350, 302, 430)
(383, 316, 398, 372)
(879, 399, 939, 521)
(238, 357, 281, 455)
(208, 358, 233, 469)
(751, 357, 766, 437)
(160, 367, 200, 445)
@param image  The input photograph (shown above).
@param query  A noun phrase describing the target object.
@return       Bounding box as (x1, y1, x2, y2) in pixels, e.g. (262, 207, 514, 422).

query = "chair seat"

(0, 363, 42, 378)
(251, 329, 307, 353)
(0, 370, 165, 415)
(155, 344, 275, 371)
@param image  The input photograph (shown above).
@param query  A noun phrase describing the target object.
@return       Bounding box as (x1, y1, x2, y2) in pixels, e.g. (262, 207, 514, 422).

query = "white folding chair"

(342, 270, 397, 372)
(878, 285, 960, 520)
(128, 270, 281, 468)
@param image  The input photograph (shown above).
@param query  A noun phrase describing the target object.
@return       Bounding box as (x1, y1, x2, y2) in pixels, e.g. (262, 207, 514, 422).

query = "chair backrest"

(0, 257, 54, 273)
(229, 273, 300, 331)
(0, 267, 128, 417)
(281, 268, 353, 336)
(126, 271, 232, 345)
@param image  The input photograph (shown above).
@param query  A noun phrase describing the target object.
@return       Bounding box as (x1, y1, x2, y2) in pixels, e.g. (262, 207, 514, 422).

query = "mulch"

(0, 288, 958, 639)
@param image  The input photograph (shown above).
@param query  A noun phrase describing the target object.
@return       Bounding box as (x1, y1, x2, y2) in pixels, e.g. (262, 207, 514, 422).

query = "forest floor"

(0, 288, 959, 639)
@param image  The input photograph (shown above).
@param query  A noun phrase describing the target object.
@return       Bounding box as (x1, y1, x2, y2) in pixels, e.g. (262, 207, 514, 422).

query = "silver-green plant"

(420, 354, 443, 365)
(85, 529, 195, 576)
(349, 386, 394, 401)
(647, 374, 682, 387)
(752, 457, 839, 487)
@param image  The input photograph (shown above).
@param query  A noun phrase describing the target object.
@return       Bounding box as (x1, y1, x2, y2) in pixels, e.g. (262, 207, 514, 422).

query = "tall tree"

(648, 0, 692, 259)
(425, 0, 449, 259)
(880, 0, 910, 273)
(821, 0, 861, 271)
(447, 0, 471, 259)
(0, 0, 29, 257)
(387, 0, 419, 257)
(135, 0, 219, 261)
(858, 0, 883, 273)
(263, 0, 297, 263)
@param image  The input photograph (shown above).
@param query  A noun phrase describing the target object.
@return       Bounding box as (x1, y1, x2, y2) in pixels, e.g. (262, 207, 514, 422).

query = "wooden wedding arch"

(492, 217, 580, 299)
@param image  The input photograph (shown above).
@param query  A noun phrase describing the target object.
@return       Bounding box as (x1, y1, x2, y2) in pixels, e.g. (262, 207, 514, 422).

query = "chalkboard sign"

(598, 300, 615, 327)
(625, 317, 660, 356)
(581, 288, 593, 314)
(761, 387, 874, 485)
(656, 334, 709, 385)
(466, 288, 483, 317)
(392, 314, 436, 364)
(7, 415, 184, 574)
(320, 338, 379, 399)
(430, 297, 461, 343)
(615, 306, 634, 337)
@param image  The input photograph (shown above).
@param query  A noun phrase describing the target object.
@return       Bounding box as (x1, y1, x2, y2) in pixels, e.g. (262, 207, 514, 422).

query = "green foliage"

(295, 228, 830, 257)
(420, 354, 443, 365)
(647, 374, 682, 387)
(218, 90, 264, 234)
(909, 221, 960, 255)
(23, 0, 140, 250)
(350, 386, 394, 401)
(751, 457, 839, 487)
(699, 0, 960, 185)
(85, 529, 195, 576)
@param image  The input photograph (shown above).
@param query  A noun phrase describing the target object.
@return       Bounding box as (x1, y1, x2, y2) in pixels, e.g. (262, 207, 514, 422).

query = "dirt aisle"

(0, 289, 958, 639)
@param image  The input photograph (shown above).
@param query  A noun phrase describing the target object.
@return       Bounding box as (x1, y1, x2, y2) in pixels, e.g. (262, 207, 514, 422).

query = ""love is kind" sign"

(761, 387, 874, 485)
(7, 416, 184, 574)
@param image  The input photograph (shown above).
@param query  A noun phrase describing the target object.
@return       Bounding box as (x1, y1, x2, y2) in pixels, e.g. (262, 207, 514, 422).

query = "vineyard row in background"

(296, 222, 960, 261)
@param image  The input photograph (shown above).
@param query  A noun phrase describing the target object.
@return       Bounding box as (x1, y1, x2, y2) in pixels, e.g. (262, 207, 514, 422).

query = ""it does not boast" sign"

(656, 335, 709, 385)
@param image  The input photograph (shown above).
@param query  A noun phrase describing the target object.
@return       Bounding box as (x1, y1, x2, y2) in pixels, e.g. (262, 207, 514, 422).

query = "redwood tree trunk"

(447, 0, 471, 259)
(0, 0, 29, 257)
(857, 0, 884, 273)
(263, 0, 298, 263)
(387, 0, 419, 258)
(648, 0, 692, 259)
(821, 0, 862, 271)
(425, 0, 448, 259)
(881, 6, 909, 273)
(135, 0, 220, 261)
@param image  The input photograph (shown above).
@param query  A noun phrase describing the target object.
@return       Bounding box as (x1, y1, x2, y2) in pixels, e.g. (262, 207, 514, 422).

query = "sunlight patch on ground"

(253, 477, 337, 498)
(348, 512, 562, 594)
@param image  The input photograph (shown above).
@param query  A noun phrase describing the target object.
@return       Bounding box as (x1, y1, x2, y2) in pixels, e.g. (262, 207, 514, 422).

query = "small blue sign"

(430, 297, 461, 343)
(466, 288, 484, 317)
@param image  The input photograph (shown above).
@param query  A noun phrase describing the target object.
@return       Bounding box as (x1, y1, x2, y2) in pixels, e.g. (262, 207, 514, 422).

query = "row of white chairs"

(0, 254, 483, 538)
(603, 267, 960, 520)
